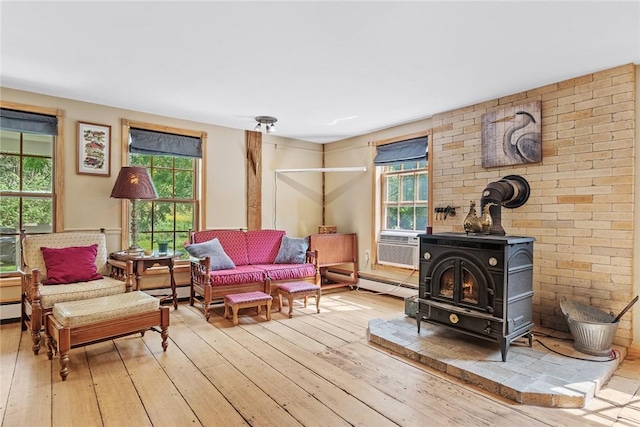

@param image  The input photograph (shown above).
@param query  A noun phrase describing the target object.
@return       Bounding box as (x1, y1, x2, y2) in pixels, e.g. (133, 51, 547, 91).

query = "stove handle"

(423, 278, 431, 298)
(486, 288, 495, 313)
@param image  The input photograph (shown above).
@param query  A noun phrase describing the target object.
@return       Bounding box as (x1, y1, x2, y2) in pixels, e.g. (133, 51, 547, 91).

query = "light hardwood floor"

(1, 289, 639, 426)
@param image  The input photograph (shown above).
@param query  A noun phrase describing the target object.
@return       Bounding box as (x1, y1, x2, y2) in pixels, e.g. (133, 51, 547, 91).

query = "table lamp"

(110, 166, 158, 254)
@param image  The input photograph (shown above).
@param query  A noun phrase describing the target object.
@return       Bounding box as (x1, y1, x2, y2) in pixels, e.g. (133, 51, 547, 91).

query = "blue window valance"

(373, 136, 428, 166)
(129, 128, 202, 159)
(0, 108, 58, 136)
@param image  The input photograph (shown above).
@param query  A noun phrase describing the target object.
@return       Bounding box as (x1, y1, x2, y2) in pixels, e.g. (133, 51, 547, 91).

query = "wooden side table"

(109, 251, 182, 309)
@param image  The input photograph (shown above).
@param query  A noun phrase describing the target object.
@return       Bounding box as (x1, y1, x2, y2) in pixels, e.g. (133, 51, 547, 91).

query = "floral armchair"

(20, 229, 133, 355)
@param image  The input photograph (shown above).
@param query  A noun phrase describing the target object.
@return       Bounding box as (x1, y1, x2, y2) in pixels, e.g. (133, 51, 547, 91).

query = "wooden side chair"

(20, 229, 133, 355)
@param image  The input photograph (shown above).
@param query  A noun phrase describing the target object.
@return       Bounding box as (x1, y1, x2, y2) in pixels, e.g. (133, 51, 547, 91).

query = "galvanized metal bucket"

(560, 300, 618, 357)
(404, 295, 418, 318)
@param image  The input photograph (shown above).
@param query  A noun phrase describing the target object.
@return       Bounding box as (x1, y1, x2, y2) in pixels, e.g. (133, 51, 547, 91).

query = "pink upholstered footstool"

(223, 291, 273, 326)
(277, 281, 321, 318)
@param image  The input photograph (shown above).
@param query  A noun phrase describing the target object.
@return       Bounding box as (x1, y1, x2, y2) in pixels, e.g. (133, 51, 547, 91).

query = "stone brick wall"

(431, 64, 636, 347)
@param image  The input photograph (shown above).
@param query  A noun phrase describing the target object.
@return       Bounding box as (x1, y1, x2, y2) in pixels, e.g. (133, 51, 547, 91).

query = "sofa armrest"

(190, 257, 211, 287)
(306, 250, 318, 268)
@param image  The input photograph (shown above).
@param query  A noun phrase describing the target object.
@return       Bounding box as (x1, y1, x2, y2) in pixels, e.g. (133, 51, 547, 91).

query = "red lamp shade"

(110, 166, 157, 253)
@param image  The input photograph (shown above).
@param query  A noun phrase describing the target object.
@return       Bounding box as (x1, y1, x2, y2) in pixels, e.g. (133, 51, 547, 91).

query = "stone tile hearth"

(367, 315, 627, 408)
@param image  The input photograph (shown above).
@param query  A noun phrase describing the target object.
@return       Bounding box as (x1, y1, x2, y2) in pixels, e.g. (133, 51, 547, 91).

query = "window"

(381, 161, 428, 231)
(129, 154, 196, 259)
(123, 120, 205, 260)
(0, 106, 61, 273)
(374, 134, 429, 233)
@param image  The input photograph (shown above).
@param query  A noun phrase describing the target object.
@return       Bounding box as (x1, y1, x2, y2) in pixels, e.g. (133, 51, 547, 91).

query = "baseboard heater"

(0, 301, 21, 323)
(355, 274, 418, 299)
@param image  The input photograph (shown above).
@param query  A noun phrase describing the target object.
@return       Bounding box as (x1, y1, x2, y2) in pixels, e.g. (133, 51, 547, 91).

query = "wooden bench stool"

(277, 281, 321, 318)
(223, 291, 272, 326)
(44, 291, 169, 381)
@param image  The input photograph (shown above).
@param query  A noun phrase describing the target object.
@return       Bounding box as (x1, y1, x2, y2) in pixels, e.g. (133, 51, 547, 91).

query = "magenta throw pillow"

(41, 244, 103, 285)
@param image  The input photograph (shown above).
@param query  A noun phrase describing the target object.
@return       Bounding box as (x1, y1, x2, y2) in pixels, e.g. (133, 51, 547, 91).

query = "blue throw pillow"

(185, 238, 236, 271)
(274, 235, 309, 264)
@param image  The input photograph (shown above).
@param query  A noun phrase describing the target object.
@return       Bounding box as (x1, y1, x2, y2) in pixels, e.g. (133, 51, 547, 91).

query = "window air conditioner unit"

(377, 230, 420, 269)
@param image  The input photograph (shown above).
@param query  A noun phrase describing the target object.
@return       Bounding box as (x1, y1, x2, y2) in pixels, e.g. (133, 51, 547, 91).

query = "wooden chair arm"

(107, 258, 134, 292)
(21, 268, 43, 306)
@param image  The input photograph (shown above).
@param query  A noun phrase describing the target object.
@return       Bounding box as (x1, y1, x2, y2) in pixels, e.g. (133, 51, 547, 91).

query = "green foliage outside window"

(130, 153, 195, 258)
(0, 130, 54, 271)
(382, 161, 428, 232)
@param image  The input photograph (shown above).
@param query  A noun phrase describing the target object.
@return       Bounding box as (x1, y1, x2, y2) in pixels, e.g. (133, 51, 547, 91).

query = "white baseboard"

(356, 278, 418, 299)
(0, 303, 21, 322)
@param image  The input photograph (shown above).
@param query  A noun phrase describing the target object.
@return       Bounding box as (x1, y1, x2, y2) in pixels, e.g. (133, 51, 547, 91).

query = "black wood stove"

(417, 233, 534, 361)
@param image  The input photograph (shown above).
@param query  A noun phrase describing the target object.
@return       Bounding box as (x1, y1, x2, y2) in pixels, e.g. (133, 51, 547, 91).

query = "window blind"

(0, 108, 58, 135)
(373, 136, 428, 166)
(129, 128, 202, 158)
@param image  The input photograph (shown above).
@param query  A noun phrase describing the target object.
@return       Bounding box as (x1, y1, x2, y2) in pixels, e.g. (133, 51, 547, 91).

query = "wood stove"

(417, 233, 534, 361)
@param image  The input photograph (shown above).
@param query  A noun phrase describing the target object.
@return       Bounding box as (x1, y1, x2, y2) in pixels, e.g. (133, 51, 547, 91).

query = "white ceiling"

(1, 1, 639, 143)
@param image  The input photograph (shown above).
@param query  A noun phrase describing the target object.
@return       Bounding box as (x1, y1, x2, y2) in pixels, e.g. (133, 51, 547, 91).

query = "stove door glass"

(461, 267, 479, 304)
(439, 268, 455, 298)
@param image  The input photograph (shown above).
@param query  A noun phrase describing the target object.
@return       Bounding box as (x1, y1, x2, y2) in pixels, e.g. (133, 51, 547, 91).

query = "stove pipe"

(480, 175, 530, 235)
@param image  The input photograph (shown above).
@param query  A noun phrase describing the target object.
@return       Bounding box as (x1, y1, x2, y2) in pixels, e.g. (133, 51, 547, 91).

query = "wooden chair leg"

(203, 287, 212, 321)
(204, 301, 211, 321)
(266, 300, 272, 321)
(277, 293, 283, 312)
(30, 306, 42, 355)
(223, 301, 229, 319)
(31, 330, 41, 356)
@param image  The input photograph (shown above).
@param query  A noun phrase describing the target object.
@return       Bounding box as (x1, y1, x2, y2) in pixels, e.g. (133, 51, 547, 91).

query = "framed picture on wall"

(77, 121, 111, 176)
(481, 101, 542, 168)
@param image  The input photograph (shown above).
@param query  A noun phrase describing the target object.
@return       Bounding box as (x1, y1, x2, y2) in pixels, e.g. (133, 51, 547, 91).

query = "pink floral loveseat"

(188, 229, 317, 321)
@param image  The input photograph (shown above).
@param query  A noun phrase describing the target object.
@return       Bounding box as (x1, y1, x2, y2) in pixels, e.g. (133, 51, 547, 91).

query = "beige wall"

(0, 87, 322, 241)
(325, 63, 638, 347)
(323, 119, 432, 284)
(0, 87, 323, 303)
(262, 135, 323, 236)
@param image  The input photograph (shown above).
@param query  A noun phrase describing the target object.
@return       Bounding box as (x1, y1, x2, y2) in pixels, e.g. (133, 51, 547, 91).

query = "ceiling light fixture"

(254, 116, 277, 134)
